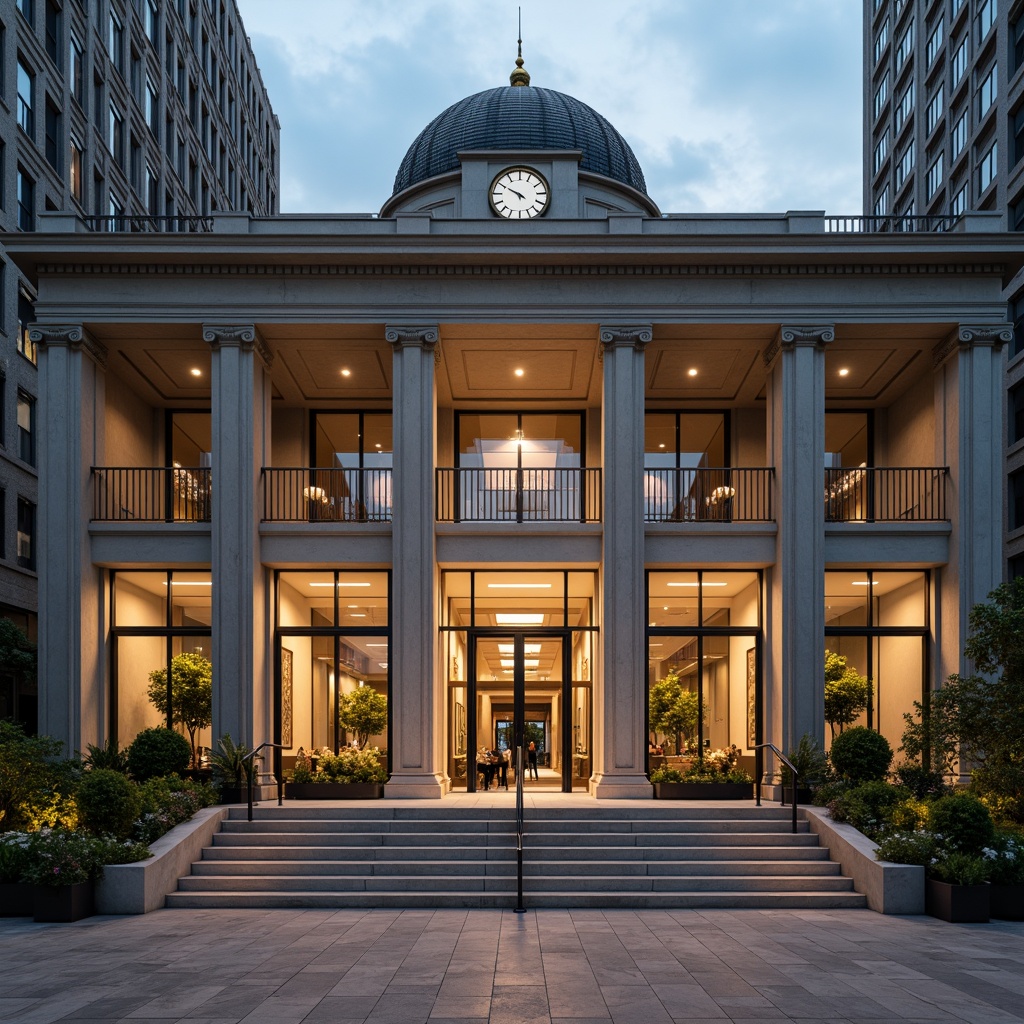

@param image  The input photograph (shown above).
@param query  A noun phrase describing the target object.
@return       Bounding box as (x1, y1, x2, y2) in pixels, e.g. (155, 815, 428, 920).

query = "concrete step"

(165, 890, 868, 910)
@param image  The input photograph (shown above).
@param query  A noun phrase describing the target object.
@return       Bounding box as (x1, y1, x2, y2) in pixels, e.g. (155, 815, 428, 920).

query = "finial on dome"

(510, 7, 530, 86)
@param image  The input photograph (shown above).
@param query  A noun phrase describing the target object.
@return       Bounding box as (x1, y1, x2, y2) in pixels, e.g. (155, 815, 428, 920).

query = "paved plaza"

(1, 908, 1023, 1024)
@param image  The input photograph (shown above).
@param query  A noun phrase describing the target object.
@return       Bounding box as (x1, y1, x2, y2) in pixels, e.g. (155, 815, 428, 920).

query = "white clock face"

(489, 167, 550, 219)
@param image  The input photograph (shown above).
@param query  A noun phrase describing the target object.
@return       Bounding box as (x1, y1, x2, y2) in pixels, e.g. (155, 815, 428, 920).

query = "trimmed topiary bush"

(76, 769, 142, 839)
(928, 792, 994, 856)
(127, 728, 191, 782)
(829, 726, 893, 783)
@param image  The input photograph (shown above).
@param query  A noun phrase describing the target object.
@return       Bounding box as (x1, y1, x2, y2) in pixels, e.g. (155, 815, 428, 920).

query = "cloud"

(236, 0, 862, 215)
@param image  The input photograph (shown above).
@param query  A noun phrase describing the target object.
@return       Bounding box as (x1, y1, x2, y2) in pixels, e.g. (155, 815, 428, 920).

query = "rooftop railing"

(82, 215, 214, 233)
(825, 215, 957, 233)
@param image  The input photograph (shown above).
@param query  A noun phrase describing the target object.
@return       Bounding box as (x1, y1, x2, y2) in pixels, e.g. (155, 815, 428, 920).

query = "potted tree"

(339, 686, 388, 749)
(208, 734, 259, 803)
(824, 651, 870, 739)
(648, 672, 699, 758)
(147, 651, 213, 771)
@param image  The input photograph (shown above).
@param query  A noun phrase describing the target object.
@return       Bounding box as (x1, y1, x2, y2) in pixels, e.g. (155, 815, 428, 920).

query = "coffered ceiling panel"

(117, 347, 211, 401)
(453, 347, 581, 397)
(279, 346, 391, 401)
(647, 347, 761, 401)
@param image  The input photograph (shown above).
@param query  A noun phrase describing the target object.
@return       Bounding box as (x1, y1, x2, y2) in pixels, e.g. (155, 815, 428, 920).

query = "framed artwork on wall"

(281, 647, 293, 749)
(746, 647, 756, 749)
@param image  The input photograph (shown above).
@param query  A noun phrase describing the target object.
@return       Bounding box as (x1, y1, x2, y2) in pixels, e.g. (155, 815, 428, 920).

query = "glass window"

(825, 412, 869, 469)
(952, 110, 967, 157)
(874, 184, 890, 216)
(1010, 381, 1024, 444)
(873, 72, 889, 120)
(874, 17, 889, 63)
(896, 82, 915, 131)
(108, 11, 123, 71)
(978, 64, 997, 118)
(1015, 11, 1024, 74)
(927, 153, 944, 198)
(16, 168, 33, 231)
(108, 102, 123, 162)
(1014, 106, 1024, 167)
(17, 286, 36, 362)
(951, 182, 968, 217)
(979, 140, 998, 193)
(45, 99, 60, 171)
(953, 38, 968, 84)
(70, 34, 84, 107)
(17, 59, 33, 135)
(1012, 468, 1024, 531)
(896, 141, 915, 188)
(896, 20, 914, 67)
(16, 0, 33, 24)
(44, 0, 59, 67)
(17, 391, 34, 465)
(873, 131, 889, 174)
(926, 16, 943, 65)
(16, 497, 35, 570)
(146, 78, 159, 133)
(926, 85, 944, 134)
(978, 0, 996, 39)
(70, 139, 83, 203)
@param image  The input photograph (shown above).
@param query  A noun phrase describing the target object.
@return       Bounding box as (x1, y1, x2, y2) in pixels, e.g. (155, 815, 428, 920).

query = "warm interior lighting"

(340, 368, 352, 377)
(687, 368, 698, 377)
(666, 581, 727, 587)
(851, 581, 879, 586)
(500, 659, 540, 668)
(838, 367, 850, 377)
(189, 367, 202, 377)
(163, 581, 212, 586)
(348, 613, 367, 618)
(495, 613, 544, 625)
(308, 581, 372, 587)
(365, 643, 388, 648)
(514, 368, 525, 377)
(487, 583, 552, 589)
(498, 643, 542, 655)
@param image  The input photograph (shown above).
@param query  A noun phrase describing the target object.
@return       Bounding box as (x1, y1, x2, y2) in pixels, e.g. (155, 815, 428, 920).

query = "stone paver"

(0, 909, 1022, 1023)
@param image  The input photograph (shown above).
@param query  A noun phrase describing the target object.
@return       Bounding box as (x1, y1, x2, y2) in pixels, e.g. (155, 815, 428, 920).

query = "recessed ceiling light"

(348, 613, 367, 618)
(190, 367, 202, 377)
(308, 581, 371, 587)
(340, 368, 351, 377)
(514, 368, 525, 377)
(851, 581, 878, 586)
(487, 583, 553, 589)
(498, 644, 542, 655)
(366, 643, 388, 648)
(658, 443, 666, 449)
(163, 581, 212, 586)
(838, 367, 850, 377)
(687, 368, 698, 377)
(495, 613, 544, 625)
(666, 581, 727, 587)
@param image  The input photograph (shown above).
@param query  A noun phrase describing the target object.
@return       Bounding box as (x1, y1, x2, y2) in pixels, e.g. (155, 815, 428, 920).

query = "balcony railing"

(262, 468, 392, 522)
(825, 467, 948, 522)
(644, 467, 774, 523)
(436, 467, 601, 523)
(92, 467, 211, 522)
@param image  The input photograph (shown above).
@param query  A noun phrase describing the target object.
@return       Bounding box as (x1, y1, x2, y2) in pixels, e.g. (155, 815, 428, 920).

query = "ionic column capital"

(202, 324, 273, 367)
(28, 324, 107, 366)
(385, 324, 440, 349)
(932, 323, 1014, 368)
(599, 324, 653, 350)
(764, 324, 835, 367)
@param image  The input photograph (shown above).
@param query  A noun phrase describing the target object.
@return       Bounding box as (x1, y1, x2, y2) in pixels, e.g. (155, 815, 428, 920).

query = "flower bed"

(650, 745, 753, 799)
(286, 746, 387, 798)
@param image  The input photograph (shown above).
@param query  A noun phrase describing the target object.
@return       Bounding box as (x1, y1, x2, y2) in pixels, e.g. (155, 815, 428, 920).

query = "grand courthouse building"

(3, 55, 1020, 799)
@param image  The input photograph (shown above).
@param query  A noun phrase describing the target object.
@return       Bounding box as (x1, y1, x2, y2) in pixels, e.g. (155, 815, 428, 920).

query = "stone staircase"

(165, 804, 866, 910)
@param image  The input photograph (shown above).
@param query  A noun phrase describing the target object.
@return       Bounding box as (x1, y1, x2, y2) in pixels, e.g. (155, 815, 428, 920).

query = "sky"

(233, 0, 864, 217)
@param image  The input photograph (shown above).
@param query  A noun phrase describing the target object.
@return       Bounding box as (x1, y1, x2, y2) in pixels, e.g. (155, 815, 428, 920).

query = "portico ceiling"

(89, 320, 954, 408)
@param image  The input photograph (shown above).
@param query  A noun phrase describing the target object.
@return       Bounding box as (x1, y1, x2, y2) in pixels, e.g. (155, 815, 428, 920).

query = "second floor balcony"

(436, 467, 602, 523)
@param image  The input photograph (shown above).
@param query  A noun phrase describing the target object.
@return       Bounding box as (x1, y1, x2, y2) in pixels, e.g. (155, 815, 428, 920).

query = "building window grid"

(874, 72, 889, 120)
(17, 287, 36, 363)
(108, 10, 124, 73)
(896, 81, 915, 131)
(953, 37, 968, 84)
(17, 391, 35, 466)
(951, 182, 968, 217)
(875, 17, 890, 63)
(873, 131, 889, 174)
(1014, 13, 1024, 74)
(895, 140, 914, 191)
(70, 34, 85, 107)
(952, 110, 968, 157)
(16, 169, 34, 231)
(17, 59, 33, 136)
(978, 0, 996, 41)
(897, 20, 914, 68)
(44, 0, 60, 68)
(875, 184, 890, 216)
(16, 497, 35, 571)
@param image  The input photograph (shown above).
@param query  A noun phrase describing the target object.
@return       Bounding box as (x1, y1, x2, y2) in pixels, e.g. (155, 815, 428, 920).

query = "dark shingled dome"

(392, 85, 648, 197)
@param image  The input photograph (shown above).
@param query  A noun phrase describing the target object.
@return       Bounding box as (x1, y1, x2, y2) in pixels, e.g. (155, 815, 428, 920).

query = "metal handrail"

(754, 742, 800, 834)
(243, 742, 285, 822)
(514, 744, 526, 914)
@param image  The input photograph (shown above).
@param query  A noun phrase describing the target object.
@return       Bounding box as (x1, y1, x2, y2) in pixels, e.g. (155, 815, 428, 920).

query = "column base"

(589, 773, 654, 799)
(385, 773, 446, 799)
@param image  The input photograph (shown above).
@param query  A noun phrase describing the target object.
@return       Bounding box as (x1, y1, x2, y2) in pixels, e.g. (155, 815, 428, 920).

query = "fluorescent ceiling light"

(487, 582, 552, 589)
(164, 581, 212, 586)
(498, 643, 541, 655)
(666, 581, 727, 587)
(495, 613, 544, 625)
(851, 581, 878, 586)
(365, 643, 388, 648)
(347, 613, 367, 618)
(500, 659, 540, 668)
(309, 581, 371, 587)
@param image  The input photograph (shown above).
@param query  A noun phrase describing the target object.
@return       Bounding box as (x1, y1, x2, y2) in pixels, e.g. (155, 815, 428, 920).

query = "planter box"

(653, 782, 754, 800)
(0, 882, 34, 917)
(286, 782, 384, 800)
(925, 877, 990, 923)
(990, 883, 1024, 921)
(218, 786, 250, 804)
(33, 882, 95, 923)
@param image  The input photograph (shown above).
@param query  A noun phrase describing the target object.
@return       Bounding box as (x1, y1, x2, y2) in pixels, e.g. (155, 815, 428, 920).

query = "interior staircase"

(165, 804, 866, 910)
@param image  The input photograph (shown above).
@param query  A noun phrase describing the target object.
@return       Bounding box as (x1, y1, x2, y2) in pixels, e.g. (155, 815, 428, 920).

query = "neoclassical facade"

(4, 67, 1020, 798)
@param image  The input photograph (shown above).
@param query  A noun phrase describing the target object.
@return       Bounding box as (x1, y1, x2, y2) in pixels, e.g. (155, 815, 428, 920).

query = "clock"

(489, 167, 550, 219)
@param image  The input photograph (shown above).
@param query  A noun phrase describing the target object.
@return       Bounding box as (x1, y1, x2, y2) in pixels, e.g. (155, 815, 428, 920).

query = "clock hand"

(507, 188, 526, 200)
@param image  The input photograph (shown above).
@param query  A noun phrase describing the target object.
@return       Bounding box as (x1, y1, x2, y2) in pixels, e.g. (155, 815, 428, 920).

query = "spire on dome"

(510, 10, 530, 86)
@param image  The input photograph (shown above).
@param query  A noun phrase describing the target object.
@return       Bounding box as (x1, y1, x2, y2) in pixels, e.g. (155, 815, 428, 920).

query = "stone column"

(204, 324, 272, 751)
(766, 325, 832, 753)
(593, 324, 652, 798)
(385, 325, 443, 798)
(31, 325, 107, 755)
(933, 324, 1011, 683)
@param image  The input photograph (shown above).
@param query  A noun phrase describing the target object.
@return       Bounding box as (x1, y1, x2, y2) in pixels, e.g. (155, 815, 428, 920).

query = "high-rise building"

(0, 0, 279, 729)
(864, 0, 1024, 581)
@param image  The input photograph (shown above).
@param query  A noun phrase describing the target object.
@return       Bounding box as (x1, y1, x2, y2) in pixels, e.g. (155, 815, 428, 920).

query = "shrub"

(133, 774, 218, 844)
(812, 779, 850, 807)
(828, 781, 907, 838)
(893, 762, 948, 800)
(82, 738, 130, 774)
(127, 728, 191, 781)
(887, 796, 929, 831)
(314, 747, 387, 784)
(208, 734, 259, 790)
(76, 769, 142, 839)
(931, 851, 990, 886)
(874, 829, 937, 867)
(0, 721, 80, 832)
(781, 733, 829, 788)
(0, 832, 32, 882)
(21, 830, 104, 887)
(649, 767, 685, 784)
(829, 727, 892, 783)
(928, 792, 994, 856)
(986, 830, 1024, 885)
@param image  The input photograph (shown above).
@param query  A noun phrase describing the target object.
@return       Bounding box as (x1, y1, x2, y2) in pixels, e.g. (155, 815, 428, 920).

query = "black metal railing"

(754, 743, 800, 834)
(92, 466, 211, 522)
(242, 742, 284, 822)
(82, 215, 214, 233)
(825, 215, 957, 233)
(436, 467, 601, 523)
(515, 744, 525, 914)
(262, 467, 393, 522)
(644, 467, 774, 522)
(824, 467, 947, 522)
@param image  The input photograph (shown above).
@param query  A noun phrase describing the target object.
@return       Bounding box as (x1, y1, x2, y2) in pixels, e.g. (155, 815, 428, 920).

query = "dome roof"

(392, 85, 648, 197)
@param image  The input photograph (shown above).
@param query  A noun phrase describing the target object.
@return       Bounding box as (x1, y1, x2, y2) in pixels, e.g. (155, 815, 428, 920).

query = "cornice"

(932, 323, 1014, 367)
(202, 324, 273, 368)
(35, 262, 1010, 279)
(28, 324, 108, 366)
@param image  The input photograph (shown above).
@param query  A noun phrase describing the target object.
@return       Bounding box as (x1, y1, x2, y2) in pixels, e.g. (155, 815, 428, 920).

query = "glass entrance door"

(459, 632, 586, 793)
